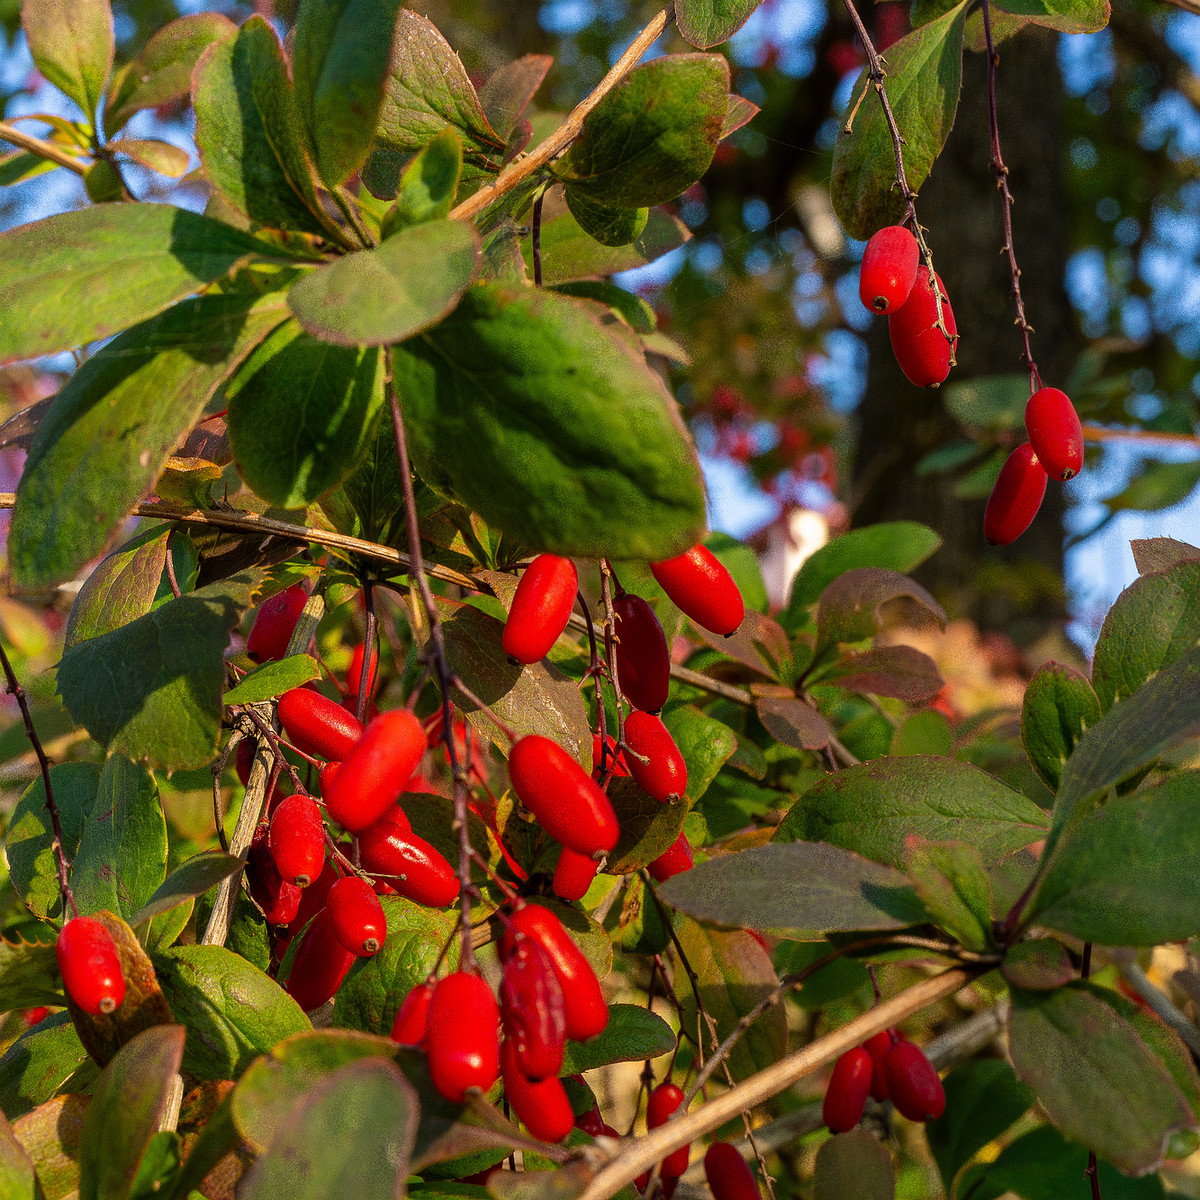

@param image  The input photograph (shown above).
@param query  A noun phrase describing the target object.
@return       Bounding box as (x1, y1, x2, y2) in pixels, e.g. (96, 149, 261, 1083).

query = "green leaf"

(388, 128, 464, 228)
(607, 872, 673, 957)
(1131, 537, 1200, 575)
(663, 705, 737, 803)
(57, 573, 262, 772)
(891, 710, 953, 757)
(559, 55, 729, 209)
(775, 756, 1047, 870)
(926, 1060, 1034, 1196)
(816, 568, 946, 646)
(21, 0, 113, 117)
(675, 0, 763, 49)
(193, 16, 330, 236)
(904, 840, 993, 952)
(1007, 984, 1194, 1175)
(226, 321, 385, 508)
(6, 764, 101, 921)
(991, 0, 1110, 34)
(10, 293, 287, 591)
(78, 1025, 186, 1200)
(1001, 938, 1076, 991)
(71, 756, 167, 924)
(0, 937, 62, 1012)
(0, 151, 57, 187)
(129, 852, 243, 928)
(223, 655, 321, 705)
(152, 944, 310, 1081)
(0, 204, 287, 364)
(478, 55, 552, 141)
(605, 777, 689, 874)
(291, 0, 403, 187)
(831, 3, 969, 239)
(813, 1130, 895, 1200)
(238, 1058, 416, 1200)
(0, 1113, 38, 1200)
(560, 1005, 676, 1074)
(942, 373, 1027, 431)
(562, 189, 649, 248)
(1030, 772, 1200, 944)
(1091, 559, 1200, 712)
(108, 137, 190, 178)
(658, 842, 927, 937)
(332, 897, 458, 1035)
(1100, 460, 1200, 519)
(103, 12, 236, 137)
(549, 281, 656, 335)
(393, 284, 706, 560)
(0, 1013, 95, 1121)
(1020, 662, 1101, 793)
(287, 220, 479, 346)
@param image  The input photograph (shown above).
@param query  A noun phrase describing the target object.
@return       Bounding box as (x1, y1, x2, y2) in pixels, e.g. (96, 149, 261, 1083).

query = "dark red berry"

(889, 270, 958, 388)
(247, 823, 302, 926)
(425, 971, 501, 1103)
(864, 1028, 898, 1102)
(623, 712, 687, 803)
(611, 593, 670, 713)
(507, 735, 619, 856)
(56, 917, 125, 1016)
(323, 709, 427, 833)
(822, 1046, 873, 1133)
(284, 907, 355, 1011)
(649, 544, 745, 637)
(983, 442, 1047, 546)
(553, 846, 600, 902)
(502, 555, 579, 664)
(885, 1039, 945, 1121)
(346, 642, 379, 700)
(328, 875, 387, 956)
(591, 733, 629, 779)
(390, 980, 435, 1045)
(358, 815, 459, 908)
(1024, 386, 1084, 482)
(246, 584, 308, 663)
(268, 793, 326, 886)
(646, 1083, 690, 1178)
(500, 936, 567, 1080)
(704, 1141, 762, 1200)
(23, 1006, 50, 1027)
(648, 831, 694, 883)
(501, 1039, 574, 1142)
(860, 225, 920, 315)
(277, 688, 363, 762)
(575, 1107, 607, 1137)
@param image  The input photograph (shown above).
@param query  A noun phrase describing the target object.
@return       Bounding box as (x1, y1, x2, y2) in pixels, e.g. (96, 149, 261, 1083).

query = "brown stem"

(532, 188, 546, 287)
(0, 120, 88, 175)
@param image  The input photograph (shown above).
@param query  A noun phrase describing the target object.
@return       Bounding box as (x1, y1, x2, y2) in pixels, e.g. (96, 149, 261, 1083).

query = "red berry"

(327, 875, 387, 956)
(822, 1047, 873, 1133)
(284, 907, 356, 1011)
(56, 917, 125, 1016)
(885, 1039, 945, 1121)
(865, 1028, 898, 1101)
(649, 831, 694, 883)
(268, 793, 326, 886)
(358, 817, 458, 908)
(611, 593, 670, 714)
(983, 442, 1047, 546)
(283, 857, 339, 946)
(501, 1039, 574, 1142)
(502, 555, 579, 664)
(507, 735, 619, 856)
(247, 824, 302, 926)
(23, 1006, 50, 1027)
(649, 544, 745, 636)
(646, 1082, 690, 1178)
(390, 980, 435, 1045)
(860, 225, 920, 315)
(246, 584, 308, 663)
(323, 709, 427, 833)
(346, 642, 379, 699)
(575, 1107, 607, 1137)
(591, 733, 629, 779)
(888, 270, 958, 388)
(500, 936, 567, 1080)
(277, 688, 364, 762)
(425, 971, 501, 1103)
(499, 902, 608, 1041)
(623, 712, 687, 803)
(553, 846, 600, 902)
(1024, 386, 1083, 482)
(704, 1142, 762, 1200)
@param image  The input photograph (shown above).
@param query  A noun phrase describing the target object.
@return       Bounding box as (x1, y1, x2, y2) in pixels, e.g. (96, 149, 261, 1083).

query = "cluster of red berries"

(823, 1028, 944, 1132)
(56, 915, 125, 1016)
(859, 226, 958, 390)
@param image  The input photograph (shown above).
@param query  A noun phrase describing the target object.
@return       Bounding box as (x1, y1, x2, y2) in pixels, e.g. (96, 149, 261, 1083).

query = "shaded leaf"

(21, 0, 112, 117)
(1020, 662, 1101, 793)
(550, 281, 656, 335)
(129, 852, 243, 928)
(817, 568, 946, 646)
(0, 939, 62, 1012)
(0, 1110, 40, 1200)
(388, 128, 463, 227)
(992, 0, 1110, 35)
(942, 374, 1027, 431)
(1130, 537, 1200, 575)
(1001, 938, 1076, 991)
(560, 1005, 676, 1074)
(831, 644, 944, 702)
(891, 710, 952, 757)
(755, 694, 834, 751)
(676, 0, 763, 48)
(562, 190, 648, 248)
(0, 1015, 95, 1121)
(479, 55, 553, 140)
(64, 527, 170, 649)
(1100, 460, 1200, 519)
(11, 1094, 90, 1200)
(904, 840, 993, 952)
(813, 1129, 895, 1200)
(605, 776, 689, 873)
(663, 705, 736, 803)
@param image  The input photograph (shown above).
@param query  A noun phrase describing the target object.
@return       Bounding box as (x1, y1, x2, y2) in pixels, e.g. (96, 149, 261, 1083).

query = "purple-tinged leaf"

(817, 567, 946, 646)
(479, 55, 553, 140)
(831, 644, 944, 701)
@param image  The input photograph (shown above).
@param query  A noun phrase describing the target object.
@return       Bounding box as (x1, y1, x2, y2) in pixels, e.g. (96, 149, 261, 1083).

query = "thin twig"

(532, 188, 546, 287)
(0, 120, 88, 175)
(1110, 950, 1200, 1058)
(1080, 423, 1200, 447)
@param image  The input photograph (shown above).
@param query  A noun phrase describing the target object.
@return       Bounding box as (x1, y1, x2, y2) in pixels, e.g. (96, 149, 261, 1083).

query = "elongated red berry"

(507, 735, 619, 856)
(246, 584, 308, 663)
(323, 709, 427, 833)
(285, 907, 356, 1011)
(553, 846, 600, 902)
(500, 902, 608, 1041)
(612, 592, 670, 713)
(390, 980, 435, 1045)
(278, 688, 363, 762)
(346, 642, 379, 700)
(57, 917, 125, 1016)
(269, 793, 326, 886)
(284, 857, 338, 946)
(823, 1046, 873, 1132)
(860, 225, 920, 315)
(328, 875, 387, 956)
(649, 831, 694, 883)
(358, 816, 458, 907)
(1024, 387, 1083, 482)
(889, 270, 958, 388)
(425, 971, 501, 1102)
(649, 544, 745, 636)
(503, 555, 579, 664)
(247, 824, 302, 926)
(983, 442, 1047, 546)
(647, 1083, 690, 1178)
(885, 1039, 945, 1121)
(704, 1142, 762, 1200)
(592, 733, 629, 779)
(501, 936, 567, 1080)
(501, 1039, 574, 1142)
(865, 1028, 898, 1101)
(623, 711, 687, 803)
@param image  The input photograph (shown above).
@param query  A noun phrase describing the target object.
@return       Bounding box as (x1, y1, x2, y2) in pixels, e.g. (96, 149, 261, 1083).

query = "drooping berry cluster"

(823, 1027, 945, 1132)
